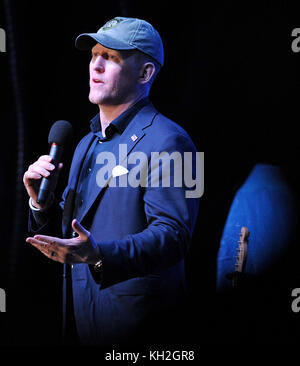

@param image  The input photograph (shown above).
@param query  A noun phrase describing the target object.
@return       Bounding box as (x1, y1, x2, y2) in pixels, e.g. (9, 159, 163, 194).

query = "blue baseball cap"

(75, 17, 164, 66)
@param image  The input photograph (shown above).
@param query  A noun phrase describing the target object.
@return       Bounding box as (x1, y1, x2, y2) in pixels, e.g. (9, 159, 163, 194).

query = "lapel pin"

(131, 134, 138, 142)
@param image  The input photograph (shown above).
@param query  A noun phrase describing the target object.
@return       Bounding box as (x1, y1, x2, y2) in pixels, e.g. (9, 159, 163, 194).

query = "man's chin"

(89, 94, 102, 105)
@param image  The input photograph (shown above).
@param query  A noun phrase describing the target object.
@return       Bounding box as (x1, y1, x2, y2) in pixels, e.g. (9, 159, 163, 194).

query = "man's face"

(89, 43, 140, 106)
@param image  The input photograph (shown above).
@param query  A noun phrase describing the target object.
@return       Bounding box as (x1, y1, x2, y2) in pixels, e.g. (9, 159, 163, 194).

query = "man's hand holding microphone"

(23, 121, 101, 266)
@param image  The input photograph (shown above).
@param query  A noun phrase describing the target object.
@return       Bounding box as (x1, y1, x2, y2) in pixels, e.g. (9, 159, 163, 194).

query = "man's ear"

(139, 62, 156, 84)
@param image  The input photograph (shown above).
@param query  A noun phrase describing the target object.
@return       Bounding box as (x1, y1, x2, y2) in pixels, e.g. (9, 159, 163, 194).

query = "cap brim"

(75, 33, 136, 51)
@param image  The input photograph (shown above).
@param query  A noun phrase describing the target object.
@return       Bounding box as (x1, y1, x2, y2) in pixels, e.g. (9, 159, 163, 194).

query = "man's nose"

(93, 56, 105, 73)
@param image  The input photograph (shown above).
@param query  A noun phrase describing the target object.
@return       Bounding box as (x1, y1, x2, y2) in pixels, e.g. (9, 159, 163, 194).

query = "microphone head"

(48, 120, 73, 146)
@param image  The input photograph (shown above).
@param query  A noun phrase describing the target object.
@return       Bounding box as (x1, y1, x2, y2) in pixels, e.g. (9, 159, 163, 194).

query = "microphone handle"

(36, 143, 63, 205)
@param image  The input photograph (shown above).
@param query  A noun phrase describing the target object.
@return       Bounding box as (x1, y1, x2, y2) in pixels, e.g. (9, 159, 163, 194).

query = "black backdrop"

(0, 0, 300, 349)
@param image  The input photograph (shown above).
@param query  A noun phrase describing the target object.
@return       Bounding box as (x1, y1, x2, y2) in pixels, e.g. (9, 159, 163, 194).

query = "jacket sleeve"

(93, 132, 201, 288)
(28, 200, 63, 236)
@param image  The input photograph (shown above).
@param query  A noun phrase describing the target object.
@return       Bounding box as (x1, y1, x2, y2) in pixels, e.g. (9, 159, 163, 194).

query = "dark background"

(0, 0, 299, 348)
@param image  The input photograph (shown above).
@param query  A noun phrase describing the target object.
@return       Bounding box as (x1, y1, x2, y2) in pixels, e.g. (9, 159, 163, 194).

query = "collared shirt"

(73, 97, 149, 218)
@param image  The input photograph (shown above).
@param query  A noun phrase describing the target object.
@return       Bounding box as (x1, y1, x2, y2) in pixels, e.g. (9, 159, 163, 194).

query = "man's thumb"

(71, 219, 90, 240)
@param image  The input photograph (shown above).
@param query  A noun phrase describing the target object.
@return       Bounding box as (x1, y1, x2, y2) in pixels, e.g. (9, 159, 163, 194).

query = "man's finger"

(32, 234, 64, 246)
(26, 237, 63, 263)
(24, 171, 42, 180)
(29, 165, 51, 178)
(31, 160, 55, 172)
(39, 155, 53, 163)
(26, 236, 51, 249)
(26, 237, 51, 254)
(72, 219, 90, 240)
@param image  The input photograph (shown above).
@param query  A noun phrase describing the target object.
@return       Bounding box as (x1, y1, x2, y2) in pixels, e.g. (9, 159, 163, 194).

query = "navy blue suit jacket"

(33, 103, 200, 345)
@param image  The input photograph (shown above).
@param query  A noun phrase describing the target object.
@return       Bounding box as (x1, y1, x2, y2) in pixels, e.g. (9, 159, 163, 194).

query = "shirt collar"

(89, 97, 150, 134)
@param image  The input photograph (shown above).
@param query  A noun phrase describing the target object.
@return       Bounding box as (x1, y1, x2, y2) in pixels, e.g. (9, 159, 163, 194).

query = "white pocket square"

(112, 165, 129, 178)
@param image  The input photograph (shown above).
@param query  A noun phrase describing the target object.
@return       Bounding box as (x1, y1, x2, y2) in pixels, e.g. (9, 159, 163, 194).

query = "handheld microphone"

(37, 120, 73, 205)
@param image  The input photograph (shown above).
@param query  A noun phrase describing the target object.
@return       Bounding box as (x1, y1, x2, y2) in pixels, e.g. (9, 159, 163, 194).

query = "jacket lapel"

(77, 103, 158, 223)
(62, 132, 95, 236)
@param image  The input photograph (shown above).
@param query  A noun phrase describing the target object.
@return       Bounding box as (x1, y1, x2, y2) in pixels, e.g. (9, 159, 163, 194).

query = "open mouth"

(92, 78, 103, 84)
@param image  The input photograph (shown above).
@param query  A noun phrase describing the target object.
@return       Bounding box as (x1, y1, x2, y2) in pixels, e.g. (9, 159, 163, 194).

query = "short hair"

(120, 49, 161, 87)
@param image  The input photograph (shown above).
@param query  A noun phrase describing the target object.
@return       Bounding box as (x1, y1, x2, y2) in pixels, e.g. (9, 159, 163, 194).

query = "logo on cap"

(101, 18, 123, 31)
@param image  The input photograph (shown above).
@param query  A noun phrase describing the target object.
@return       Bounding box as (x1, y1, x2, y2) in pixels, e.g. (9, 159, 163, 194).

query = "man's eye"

(91, 52, 118, 62)
(105, 53, 115, 60)
(109, 54, 120, 63)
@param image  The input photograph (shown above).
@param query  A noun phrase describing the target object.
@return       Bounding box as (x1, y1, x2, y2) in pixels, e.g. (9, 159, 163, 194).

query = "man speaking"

(23, 17, 200, 347)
